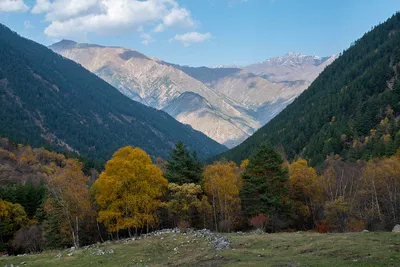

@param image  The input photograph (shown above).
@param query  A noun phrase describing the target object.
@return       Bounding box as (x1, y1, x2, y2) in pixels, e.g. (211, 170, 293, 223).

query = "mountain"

(217, 13, 400, 165)
(49, 41, 259, 147)
(244, 52, 337, 84)
(0, 23, 227, 163)
(50, 41, 335, 147)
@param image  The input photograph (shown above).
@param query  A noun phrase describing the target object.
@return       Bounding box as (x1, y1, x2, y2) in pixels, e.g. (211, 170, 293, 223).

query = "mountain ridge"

(0, 23, 227, 162)
(50, 40, 336, 147)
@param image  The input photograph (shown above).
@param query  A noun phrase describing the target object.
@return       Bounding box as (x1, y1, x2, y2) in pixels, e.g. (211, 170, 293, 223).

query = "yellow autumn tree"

(92, 146, 167, 235)
(0, 200, 28, 241)
(166, 183, 203, 229)
(203, 161, 243, 232)
(289, 158, 322, 228)
(362, 150, 400, 227)
(46, 159, 92, 248)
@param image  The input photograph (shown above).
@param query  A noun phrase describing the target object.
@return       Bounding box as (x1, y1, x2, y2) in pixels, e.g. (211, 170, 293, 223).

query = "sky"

(0, 0, 400, 67)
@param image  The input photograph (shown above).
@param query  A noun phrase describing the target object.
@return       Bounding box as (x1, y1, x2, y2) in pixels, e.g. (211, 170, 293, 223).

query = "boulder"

(392, 224, 400, 233)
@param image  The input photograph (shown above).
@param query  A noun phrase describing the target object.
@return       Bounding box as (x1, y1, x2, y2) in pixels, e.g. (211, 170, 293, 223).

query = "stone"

(67, 253, 73, 257)
(55, 253, 62, 258)
(392, 224, 400, 233)
(362, 230, 369, 233)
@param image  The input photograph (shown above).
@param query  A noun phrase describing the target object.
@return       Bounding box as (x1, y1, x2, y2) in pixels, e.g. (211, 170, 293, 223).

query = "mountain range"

(0, 24, 226, 163)
(50, 41, 337, 147)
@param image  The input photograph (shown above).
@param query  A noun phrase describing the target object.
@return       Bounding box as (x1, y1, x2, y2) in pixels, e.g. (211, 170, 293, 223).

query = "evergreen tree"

(240, 143, 292, 231)
(164, 141, 203, 184)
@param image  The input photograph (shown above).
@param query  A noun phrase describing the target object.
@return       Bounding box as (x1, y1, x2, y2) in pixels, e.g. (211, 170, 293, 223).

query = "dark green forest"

(0, 24, 226, 164)
(218, 12, 400, 166)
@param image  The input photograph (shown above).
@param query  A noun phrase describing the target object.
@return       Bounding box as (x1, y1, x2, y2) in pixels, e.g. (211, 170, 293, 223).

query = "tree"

(166, 183, 203, 229)
(324, 196, 350, 232)
(164, 141, 203, 184)
(240, 143, 292, 232)
(92, 146, 167, 235)
(0, 200, 28, 248)
(12, 225, 43, 254)
(362, 150, 400, 229)
(46, 159, 92, 248)
(289, 158, 322, 228)
(203, 161, 243, 231)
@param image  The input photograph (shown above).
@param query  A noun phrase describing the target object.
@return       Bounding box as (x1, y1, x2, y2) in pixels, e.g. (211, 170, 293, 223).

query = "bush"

(11, 225, 43, 254)
(218, 220, 233, 232)
(249, 213, 268, 230)
(347, 218, 366, 232)
(177, 221, 190, 232)
(316, 220, 328, 233)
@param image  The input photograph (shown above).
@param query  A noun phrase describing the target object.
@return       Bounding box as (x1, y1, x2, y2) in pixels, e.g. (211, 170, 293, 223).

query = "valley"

(50, 41, 336, 147)
(1, 2, 400, 267)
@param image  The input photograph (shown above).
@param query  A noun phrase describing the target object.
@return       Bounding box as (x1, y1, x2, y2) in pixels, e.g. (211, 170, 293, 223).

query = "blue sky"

(1, 0, 400, 66)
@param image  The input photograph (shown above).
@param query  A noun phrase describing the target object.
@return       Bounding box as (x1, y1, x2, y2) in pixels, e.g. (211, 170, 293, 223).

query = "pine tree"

(164, 141, 203, 184)
(240, 143, 292, 231)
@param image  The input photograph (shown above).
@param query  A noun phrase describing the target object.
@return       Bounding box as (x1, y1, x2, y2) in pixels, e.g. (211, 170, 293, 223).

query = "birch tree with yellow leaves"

(46, 159, 91, 248)
(92, 146, 168, 236)
(203, 161, 243, 232)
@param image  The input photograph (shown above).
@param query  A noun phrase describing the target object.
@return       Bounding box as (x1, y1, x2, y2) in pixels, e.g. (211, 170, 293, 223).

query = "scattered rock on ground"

(392, 224, 400, 233)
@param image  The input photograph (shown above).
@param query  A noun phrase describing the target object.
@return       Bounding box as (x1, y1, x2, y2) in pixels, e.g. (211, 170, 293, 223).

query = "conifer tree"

(164, 141, 203, 184)
(240, 143, 292, 231)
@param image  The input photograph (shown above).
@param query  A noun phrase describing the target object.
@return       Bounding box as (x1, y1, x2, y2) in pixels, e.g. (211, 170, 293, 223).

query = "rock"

(392, 224, 400, 233)
(20, 262, 26, 265)
(92, 249, 105, 256)
(55, 253, 62, 258)
(67, 253, 73, 257)
(362, 230, 369, 233)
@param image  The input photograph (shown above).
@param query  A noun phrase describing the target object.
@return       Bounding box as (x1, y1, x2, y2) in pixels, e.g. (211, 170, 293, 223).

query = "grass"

(1, 231, 400, 266)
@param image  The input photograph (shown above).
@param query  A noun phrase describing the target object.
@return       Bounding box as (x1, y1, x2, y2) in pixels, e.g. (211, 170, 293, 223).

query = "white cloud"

(0, 0, 29, 12)
(31, 0, 50, 13)
(24, 20, 33, 29)
(154, 6, 194, 32)
(140, 33, 155, 46)
(30, 0, 197, 39)
(172, 31, 211, 46)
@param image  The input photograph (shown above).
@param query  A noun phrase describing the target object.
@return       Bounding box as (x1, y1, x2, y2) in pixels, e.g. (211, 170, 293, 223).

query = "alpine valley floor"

(1, 230, 400, 267)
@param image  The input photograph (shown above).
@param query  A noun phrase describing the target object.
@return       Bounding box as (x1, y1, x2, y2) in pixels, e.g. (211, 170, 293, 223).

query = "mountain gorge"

(50, 41, 336, 147)
(0, 24, 226, 163)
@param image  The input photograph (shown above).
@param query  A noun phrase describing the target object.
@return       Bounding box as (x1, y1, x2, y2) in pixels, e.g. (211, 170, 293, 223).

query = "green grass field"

(1, 231, 400, 267)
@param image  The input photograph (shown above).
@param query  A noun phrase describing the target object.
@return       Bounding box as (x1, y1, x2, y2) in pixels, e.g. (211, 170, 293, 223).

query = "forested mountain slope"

(218, 13, 400, 165)
(0, 24, 226, 163)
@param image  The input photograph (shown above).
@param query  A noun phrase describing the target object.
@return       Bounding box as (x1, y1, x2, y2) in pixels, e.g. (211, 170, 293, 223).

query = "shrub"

(249, 213, 268, 230)
(316, 220, 328, 233)
(347, 218, 366, 232)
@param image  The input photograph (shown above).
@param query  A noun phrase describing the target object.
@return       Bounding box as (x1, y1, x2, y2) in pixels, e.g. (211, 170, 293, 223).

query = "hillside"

(0, 24, 227, 162)
(50, 41, 334, 147)
(218, 13, 400, 165)
(1, 231, 399, 267)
